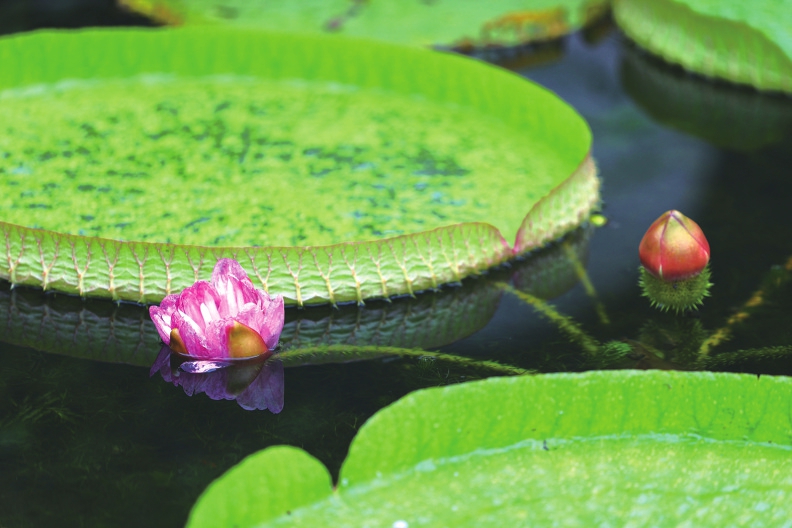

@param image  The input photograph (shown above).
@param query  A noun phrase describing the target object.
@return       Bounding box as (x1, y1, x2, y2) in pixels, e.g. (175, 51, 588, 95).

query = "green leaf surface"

(0, 28, 598, 305)
(189, 370, 792, 527)
(187, 446, 333, 528)
(120, 0, 609, 48)
(614, 0, 792, 93)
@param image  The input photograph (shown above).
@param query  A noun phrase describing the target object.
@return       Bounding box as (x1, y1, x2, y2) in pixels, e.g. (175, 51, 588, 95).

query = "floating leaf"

(614, 0, 792, 93)
(0, 28, 598, 305)
(189, 370, 792, 527)
(0, 228, 591, 366)
(119, 0, 609, 48)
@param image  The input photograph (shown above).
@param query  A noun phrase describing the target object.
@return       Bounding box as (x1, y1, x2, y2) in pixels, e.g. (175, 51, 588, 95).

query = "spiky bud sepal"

(639, 265, 712, 313)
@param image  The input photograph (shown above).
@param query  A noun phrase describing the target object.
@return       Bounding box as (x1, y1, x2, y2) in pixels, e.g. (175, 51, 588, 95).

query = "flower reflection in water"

(150, 346, 285, 413)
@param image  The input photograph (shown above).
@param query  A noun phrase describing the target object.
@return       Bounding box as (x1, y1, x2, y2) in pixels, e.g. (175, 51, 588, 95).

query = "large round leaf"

(119, 0, 609, 48)
(613, 0, 792, 93)
(188, 370, 792, 527)
(0, 28, 598, 305)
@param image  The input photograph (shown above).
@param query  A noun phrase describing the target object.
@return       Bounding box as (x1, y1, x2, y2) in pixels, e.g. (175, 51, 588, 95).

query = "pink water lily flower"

(149, 259, 284, 359)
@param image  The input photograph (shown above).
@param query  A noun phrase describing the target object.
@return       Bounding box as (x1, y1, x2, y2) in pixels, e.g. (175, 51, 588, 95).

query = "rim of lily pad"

(0, 226, 593, 366)
(118, 0, 611, 49)
(613, 0, 792, 94)
(0, 28, 599, 306)
(187, 370, 792, 527)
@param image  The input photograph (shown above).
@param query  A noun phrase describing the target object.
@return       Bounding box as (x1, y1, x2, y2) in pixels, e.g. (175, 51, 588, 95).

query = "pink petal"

(234, 302, 267, 337)
(255, 294, 284, 350)
(149, 293, 180, 343)
(205, 316, 235, 359)
(176, 281, 222, 330)
(159, 293, 180, 312)
(212, 258, 256, 289)
(149, 305, 173, 345)
(172, 310, 209, 357)
(216, 274, 260, 318)
(212, 260, 261, 317)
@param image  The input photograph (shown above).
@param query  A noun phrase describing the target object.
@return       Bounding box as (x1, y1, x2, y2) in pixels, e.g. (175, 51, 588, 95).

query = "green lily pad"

(120, 0, 609, 48)
(613, 0, 792, 93)
(0, 228, 592, 366)
(0, 28, 598, 305)
(188, 370, 792, 527)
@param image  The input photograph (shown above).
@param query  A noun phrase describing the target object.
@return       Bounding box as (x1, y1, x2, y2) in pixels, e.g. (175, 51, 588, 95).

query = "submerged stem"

(699, 256, 792, 357)
(278, 345, 533, 376)
(497, 282, 601, 358)
(699, 345, 792, 370)
(562, 240, 610, 325)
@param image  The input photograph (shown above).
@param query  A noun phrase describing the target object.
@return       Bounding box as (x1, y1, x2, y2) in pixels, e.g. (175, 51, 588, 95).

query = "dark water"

(2, 7, 792, 528)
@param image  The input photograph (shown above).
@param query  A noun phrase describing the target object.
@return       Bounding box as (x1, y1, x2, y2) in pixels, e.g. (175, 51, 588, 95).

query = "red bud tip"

(639, 210, 710, 281)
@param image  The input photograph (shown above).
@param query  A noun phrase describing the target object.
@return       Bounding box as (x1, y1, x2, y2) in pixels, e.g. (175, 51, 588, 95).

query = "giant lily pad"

(613, 0, 792, 93)
(120, 0, 609, 48)
(0, 28, 598, 305)
(188, 370, 792, 527)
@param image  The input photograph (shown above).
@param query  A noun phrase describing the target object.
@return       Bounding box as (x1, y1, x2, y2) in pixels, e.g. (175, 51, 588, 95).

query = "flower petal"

(149, 293, 179, 344)
(176, 281, 222, 330)
(211, 259, 262, 317)
(205, 316, 235, 358)
(172, 310, 209, 357)
(212, 258, 256, 289)
(257, 294, 285, 350)
(217, 275, 260, 318)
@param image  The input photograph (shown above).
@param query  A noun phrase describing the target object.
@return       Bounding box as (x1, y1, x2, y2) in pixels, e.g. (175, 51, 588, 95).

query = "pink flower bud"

(639, 210, 710, 281)
(149, 259, 284, 360)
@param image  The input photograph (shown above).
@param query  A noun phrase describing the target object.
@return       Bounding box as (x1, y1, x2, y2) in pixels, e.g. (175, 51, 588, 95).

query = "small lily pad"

(119, 0, 609, 48)
(614, 0, 792, 93)
(0, 28, 598, 305)
(188, 370, 792, 527)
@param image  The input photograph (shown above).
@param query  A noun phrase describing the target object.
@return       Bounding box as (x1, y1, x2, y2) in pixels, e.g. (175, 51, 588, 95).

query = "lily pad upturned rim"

(187, 369, 792, 527)
(613, 0, 792, 93)
(0, 27, 598, 306)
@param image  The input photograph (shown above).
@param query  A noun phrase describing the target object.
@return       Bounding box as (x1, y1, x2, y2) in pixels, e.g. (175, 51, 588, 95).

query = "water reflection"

(621, 43, 792, 152)
(150, 346, 285, 412)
